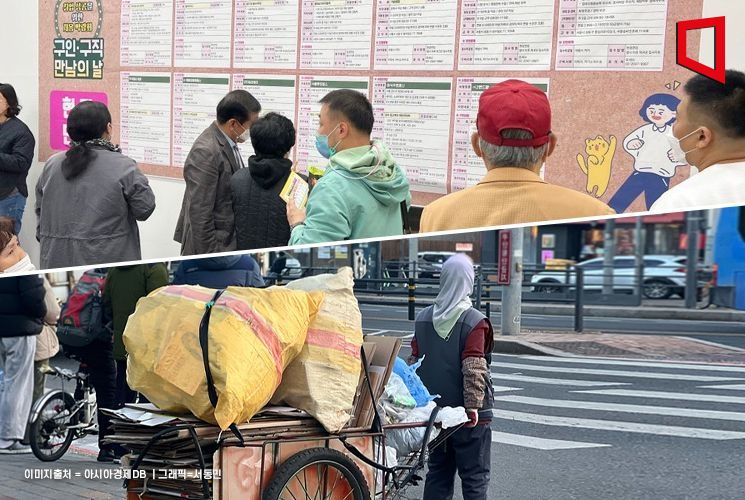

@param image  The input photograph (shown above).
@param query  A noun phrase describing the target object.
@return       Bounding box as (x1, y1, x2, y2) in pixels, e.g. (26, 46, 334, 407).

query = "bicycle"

(28, 362, 98, 462)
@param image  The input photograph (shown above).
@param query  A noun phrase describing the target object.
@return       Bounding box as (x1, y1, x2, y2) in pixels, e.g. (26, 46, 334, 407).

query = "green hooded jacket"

(289, 140, 411, 245)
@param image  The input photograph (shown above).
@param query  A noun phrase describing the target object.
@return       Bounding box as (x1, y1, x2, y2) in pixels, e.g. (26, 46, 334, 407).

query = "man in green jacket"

(103, 263, 169, 408)
(287, 90, 411, 245)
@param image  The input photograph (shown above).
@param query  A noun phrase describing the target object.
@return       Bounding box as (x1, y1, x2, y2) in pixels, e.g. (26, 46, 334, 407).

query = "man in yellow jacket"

(420, 80, 614, 233)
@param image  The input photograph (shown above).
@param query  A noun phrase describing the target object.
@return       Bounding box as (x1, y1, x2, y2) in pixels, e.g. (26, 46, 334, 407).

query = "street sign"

(498, 231, 511, 285)
(455, 243, 473, 252)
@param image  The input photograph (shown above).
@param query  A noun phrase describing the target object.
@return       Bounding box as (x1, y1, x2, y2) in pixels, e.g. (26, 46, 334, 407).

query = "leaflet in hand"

(280, 171, 309, 209)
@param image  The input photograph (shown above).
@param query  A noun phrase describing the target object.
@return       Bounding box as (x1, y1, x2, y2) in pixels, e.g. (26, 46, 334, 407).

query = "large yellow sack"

(270, 268, 363, 432)
(124, 285, 322, 430)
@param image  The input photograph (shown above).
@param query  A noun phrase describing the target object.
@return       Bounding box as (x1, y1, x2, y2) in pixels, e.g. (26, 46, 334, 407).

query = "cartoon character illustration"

(608, 93, 687, 213)
(577, 135, 617, 197)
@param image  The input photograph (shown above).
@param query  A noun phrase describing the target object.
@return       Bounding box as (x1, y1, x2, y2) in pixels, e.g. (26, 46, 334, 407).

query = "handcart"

(122, 406, 462, 500)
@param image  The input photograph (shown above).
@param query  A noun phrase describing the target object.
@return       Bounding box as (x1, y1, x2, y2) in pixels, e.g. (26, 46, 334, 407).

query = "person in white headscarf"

(410, 253, 494, 500)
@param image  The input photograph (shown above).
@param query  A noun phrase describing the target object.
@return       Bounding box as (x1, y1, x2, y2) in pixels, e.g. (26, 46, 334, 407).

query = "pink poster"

(49, 91, 109, 151)
(541, 250, 556, 263)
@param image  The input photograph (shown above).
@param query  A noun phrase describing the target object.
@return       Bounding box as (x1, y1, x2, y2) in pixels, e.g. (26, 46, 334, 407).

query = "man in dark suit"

(174, 90, 261, 255)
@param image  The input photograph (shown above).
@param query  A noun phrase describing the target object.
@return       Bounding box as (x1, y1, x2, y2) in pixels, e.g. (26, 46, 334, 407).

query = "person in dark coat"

(175, 90, 261, 255)
(410, 254, 494, 500)
(0, 229, 47, 454)
(172, 255, 264, 289)
(103, 263, 169, 407)
(231, 112, 296, 250)
(0, 84, 35, 235)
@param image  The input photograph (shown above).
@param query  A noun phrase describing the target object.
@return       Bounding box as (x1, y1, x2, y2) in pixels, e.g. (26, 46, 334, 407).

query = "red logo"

(677, 16, 726, 83)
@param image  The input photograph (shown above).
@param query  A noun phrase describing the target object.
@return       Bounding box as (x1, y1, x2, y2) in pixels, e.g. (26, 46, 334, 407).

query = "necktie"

(233, 145, 245, 169)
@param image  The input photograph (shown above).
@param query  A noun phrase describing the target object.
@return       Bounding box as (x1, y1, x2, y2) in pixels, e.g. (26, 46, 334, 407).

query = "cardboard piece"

(350, 336, 401, 429)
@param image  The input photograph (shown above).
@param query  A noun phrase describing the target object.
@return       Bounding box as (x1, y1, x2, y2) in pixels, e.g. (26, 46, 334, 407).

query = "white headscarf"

(432, 254, 474, 340)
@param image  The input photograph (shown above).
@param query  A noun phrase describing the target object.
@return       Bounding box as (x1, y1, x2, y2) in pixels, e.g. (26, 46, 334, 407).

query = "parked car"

(282, 257, 304, 278)
(417, 252, 456, 279)
(530, 255, 704, 300)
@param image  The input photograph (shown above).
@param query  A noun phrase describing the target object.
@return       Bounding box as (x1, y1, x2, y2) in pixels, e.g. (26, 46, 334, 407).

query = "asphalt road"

(400, 352, 745, 500)
(358, 303, 745, 349)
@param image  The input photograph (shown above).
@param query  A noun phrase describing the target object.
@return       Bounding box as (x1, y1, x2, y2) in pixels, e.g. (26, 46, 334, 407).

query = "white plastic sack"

(385, 402, 469, 457)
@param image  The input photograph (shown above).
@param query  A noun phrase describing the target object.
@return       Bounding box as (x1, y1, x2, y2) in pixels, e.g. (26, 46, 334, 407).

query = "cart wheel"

(262, 448, 370, 500)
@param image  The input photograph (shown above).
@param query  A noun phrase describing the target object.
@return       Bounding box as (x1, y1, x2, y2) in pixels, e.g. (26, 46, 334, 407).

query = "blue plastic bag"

(393, 357, 437, 407)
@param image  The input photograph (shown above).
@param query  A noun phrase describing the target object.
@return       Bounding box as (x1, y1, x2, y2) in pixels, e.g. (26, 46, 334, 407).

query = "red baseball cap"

(476, 80, 552, 147)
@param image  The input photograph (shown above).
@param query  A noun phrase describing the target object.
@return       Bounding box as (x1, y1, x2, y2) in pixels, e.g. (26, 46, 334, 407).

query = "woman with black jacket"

(0, 229, 47, 454)
(0, 84, 35, 235)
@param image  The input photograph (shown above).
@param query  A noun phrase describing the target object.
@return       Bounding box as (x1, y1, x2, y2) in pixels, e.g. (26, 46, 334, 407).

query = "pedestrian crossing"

(488, 354, 745, 451)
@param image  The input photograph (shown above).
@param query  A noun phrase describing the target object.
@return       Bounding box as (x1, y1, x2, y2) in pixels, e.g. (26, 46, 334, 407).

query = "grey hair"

(479, 129, 549, 169)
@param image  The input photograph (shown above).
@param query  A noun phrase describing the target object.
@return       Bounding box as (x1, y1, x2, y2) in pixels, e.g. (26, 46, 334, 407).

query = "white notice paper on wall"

(120, 0, 174, 67)
(120, 72, 172, 166)
(172, 73, 231, 167)
(555, 0, 669, 71)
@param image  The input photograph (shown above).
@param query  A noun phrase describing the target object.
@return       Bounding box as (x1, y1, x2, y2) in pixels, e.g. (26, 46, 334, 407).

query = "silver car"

(530, 255, 701, 299)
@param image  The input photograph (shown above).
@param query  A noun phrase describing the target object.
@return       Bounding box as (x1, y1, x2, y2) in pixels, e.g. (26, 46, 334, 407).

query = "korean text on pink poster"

(49, 90, 108, 151)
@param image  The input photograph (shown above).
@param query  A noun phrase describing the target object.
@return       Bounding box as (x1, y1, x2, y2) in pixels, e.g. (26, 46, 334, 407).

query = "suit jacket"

(174, 122, 242, 255)
(420, 167, 615, 232)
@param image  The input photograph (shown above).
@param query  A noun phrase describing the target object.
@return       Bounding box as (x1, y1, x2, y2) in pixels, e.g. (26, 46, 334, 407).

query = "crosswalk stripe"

(490, 361, 745, 382)
(515, 355, 745, 373)
(492, 409, 745, 440)
(574, 389, 745, 405)
(493, 386, 523, 392)
(492, 373, 629, 387)
(490, 431, 610, 450)
(495, 395, 745, 422)
(698, 384, 745, 391)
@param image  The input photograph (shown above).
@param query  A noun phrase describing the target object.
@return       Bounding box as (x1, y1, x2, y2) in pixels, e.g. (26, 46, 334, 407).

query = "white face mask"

(3, 254, 34, 274)
(235, 122, 250, 143)
(666, 127, 702, 165)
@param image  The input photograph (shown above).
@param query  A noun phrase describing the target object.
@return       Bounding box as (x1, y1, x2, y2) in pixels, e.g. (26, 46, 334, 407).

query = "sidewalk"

(494, 332, 745, 365)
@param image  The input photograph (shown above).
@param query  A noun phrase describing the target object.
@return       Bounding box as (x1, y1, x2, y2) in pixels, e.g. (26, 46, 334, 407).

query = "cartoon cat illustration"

(577, 135, 617, 198)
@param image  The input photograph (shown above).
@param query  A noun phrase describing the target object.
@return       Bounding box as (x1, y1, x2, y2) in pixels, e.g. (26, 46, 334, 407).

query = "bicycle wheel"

(29, 391, 76, 462)
(262, 448, 370, 500)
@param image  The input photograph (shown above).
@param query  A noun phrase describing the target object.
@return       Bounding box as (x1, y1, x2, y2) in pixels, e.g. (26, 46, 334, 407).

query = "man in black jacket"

(0, 233, 47, 453)
(231, 112, 296, 250)
(0, 84, 35, 235)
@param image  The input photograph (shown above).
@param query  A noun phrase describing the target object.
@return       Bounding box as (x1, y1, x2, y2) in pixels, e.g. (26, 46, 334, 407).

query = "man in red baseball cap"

(420, 80, 613, 232)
